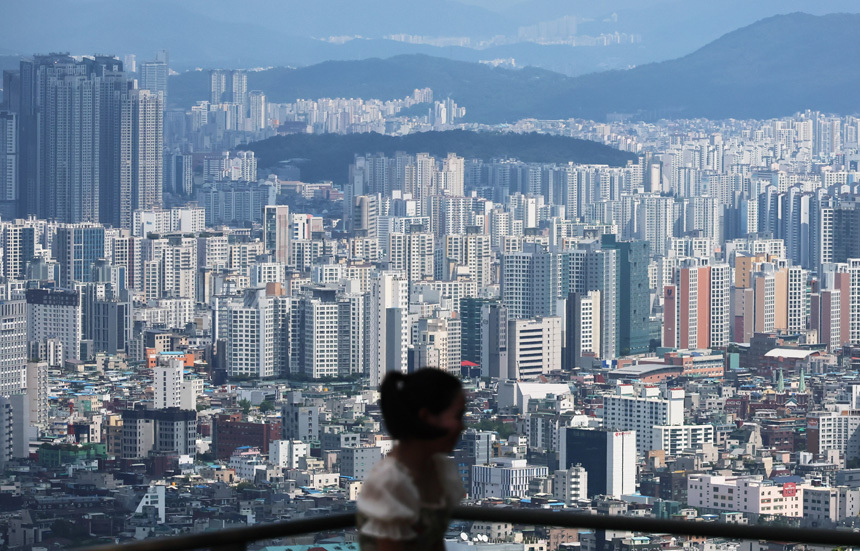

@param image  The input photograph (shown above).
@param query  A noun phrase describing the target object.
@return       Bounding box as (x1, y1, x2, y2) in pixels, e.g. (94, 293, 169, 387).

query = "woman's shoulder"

(433, 454, 465, 504)
(367, 454, 412, 482)
(357, 455, 421, 518)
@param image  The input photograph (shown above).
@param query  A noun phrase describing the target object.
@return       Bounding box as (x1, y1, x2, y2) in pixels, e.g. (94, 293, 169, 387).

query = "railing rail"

(86, 506, 860, 551)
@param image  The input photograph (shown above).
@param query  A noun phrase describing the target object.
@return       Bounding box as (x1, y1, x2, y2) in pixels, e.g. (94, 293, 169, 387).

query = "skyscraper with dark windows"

(601, 234, 652, 356)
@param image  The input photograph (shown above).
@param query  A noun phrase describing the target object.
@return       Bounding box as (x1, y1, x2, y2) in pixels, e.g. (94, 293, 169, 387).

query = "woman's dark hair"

(379, 368, 463, 441)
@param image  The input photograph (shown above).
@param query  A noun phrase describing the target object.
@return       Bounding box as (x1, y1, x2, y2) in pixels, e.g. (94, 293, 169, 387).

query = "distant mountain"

(169, 56, 571, 123)
(245, 131, 636, 183)
(171, 13, 860, 122)
(7, 1, 860, 76)
(559, 12, 860, 120)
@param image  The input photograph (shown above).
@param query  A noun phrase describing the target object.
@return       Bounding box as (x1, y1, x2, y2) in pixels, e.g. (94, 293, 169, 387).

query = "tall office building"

(55, 224, 106, 289)
(460, 298, 508, 379)
(601, 235, 651, 356)
(558, 428, 636, 498)
(138, 50, 169, 99)
(564, 290, 601, 369)
(264, 205, 291, 264)
(369, 271, 409, 387)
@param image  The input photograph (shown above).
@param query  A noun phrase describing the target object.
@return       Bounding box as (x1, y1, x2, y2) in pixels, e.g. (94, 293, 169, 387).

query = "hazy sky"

(2, 0, 860, 74)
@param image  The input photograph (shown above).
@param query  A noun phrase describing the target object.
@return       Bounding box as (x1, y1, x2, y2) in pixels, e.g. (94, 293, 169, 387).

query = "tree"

(238, 399, 252, 414)
(259, 400, 275, 413)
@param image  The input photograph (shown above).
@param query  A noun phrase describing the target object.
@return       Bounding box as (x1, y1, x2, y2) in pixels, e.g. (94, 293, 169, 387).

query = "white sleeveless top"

(356, 453, 464, 543)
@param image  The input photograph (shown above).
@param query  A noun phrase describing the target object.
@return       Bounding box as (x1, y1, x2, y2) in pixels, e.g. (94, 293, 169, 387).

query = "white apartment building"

(652, 424, 715, 456)
(688, 474, 807, 518)
(709, 263, 731, 348)
(602, 385, 685, 455)
(507, 317, 562, 379)
(153, 359, 183, 410)
(802, 486, 860, 527)
(180, 377, 203, 411)
(229, 447, 267, 481)
(472, 458, 549, 499)
(0, 285, 26, 395)
(369, 271, 409, 387)
(26, 288, 82, 364)
(226, 288, 275, 378)
(132, 206, 205, 237)
(443, 234, 492, 287)
(389, 232, 434, 281)
(270, 440, 308, 469)
(806, 407, 860, 461)
(553, 465, 588, 505)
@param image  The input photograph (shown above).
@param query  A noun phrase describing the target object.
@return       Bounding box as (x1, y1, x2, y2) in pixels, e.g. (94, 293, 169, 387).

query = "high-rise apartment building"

(7, 54, 162, 227)
(153, 359, 183, 410)
(26, 288, 83, 363)
(602, 385, 685, 455)
(388, 232, 434, 281)
(248, 90, 266, 130)
(369, 271, 409, 387)
(0, 111, 17, 218)
(209, 69, 247, 108)
(444, 233, 491, 288)
(225, 288, 276, 379)
(0, 280, 26, 396)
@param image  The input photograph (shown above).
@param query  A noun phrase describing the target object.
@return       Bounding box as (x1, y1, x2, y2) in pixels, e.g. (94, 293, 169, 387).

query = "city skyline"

(2, 8, 860, 551)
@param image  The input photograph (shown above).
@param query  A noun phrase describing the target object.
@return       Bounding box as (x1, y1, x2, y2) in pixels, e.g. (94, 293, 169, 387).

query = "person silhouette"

(356, 369, 467, 551)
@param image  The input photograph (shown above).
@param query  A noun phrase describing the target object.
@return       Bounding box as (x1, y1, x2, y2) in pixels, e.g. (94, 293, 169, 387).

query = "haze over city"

(1, 2, 860, 550)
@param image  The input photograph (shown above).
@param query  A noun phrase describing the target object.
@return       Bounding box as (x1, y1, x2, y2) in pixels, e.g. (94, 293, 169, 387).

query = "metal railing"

(88, 506, 860, 551)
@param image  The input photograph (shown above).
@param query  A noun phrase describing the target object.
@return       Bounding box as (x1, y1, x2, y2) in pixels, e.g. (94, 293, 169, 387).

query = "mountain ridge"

(169, 12, 860, 122)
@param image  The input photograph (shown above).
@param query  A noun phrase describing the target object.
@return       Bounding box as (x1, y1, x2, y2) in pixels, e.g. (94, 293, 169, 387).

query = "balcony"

(86, 506, 860, 551)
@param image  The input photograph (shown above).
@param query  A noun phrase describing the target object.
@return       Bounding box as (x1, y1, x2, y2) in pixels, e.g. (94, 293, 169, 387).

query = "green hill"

(245, 130, 636, 184)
